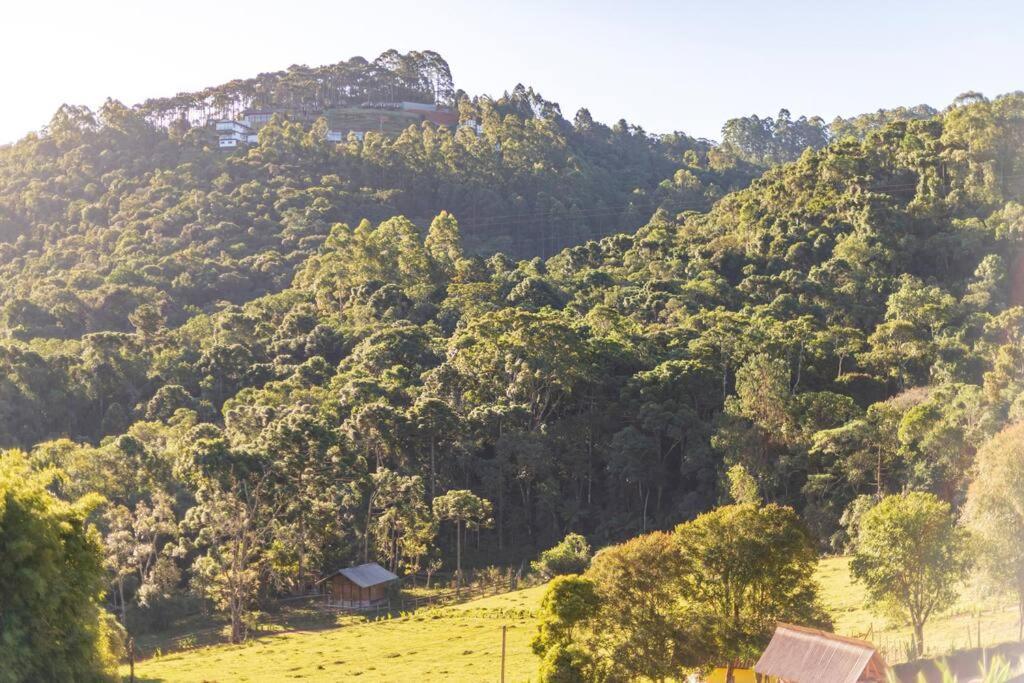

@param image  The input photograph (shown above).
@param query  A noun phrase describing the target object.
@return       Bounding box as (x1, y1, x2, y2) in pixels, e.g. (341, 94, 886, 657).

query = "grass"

(126, 586, 547, 682)
(125, 558, 1024, 681)
(818, 556, 1023, 663)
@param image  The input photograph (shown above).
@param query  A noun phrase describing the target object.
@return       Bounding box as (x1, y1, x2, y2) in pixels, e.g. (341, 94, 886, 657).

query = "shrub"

(531, 533, 592, 579)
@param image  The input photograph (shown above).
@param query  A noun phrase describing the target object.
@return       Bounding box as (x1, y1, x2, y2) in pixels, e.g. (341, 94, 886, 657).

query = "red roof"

(421, 110, 459, 127)
(754, 623, 888, 683)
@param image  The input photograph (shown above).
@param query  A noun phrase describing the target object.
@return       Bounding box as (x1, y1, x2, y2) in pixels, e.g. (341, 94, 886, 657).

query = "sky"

(3, 0, 1024, 144)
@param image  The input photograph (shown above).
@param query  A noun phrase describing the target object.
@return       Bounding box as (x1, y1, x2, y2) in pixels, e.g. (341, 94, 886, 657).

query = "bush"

(0, 450, 120, 681)
(531, 533, 592, 579)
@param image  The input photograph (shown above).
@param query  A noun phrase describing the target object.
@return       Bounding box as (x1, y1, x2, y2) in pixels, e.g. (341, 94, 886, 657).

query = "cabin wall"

(325, 575, 390, 608)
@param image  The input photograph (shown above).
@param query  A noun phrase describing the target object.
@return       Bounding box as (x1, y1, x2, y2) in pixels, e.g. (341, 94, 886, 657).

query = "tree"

(407, 396, 459, 500)
(178, 429, 279, 643)
(725, 463, 760, 504)
(674, 503, 830, 683)
(370, 471, 432, 574)
(850, 492, 971, 657)
(102, 491, 179, 626)
(185, 478, 277, 644)
(258, 408, 336, 586)
(532, 575, 601, 683)
(425, 211, 464, 279)
(432, 489, 492, 591)
(963, 423, 1024, 639)
(531, 532, 593, 579)
(0, 450, 120, 682)
(584, 531, 708, 681)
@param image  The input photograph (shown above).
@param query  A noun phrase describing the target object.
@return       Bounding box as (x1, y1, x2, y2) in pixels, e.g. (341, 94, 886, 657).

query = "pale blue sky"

(3, 0, 1022, 144)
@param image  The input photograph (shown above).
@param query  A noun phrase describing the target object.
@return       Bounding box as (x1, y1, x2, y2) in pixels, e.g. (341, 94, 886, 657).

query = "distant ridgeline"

(0, 49, 762, 270)
(138, 50, 455, 130)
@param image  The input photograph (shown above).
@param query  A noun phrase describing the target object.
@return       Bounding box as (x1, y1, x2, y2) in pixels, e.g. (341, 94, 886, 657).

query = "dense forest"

(2, 51, 1023, 677)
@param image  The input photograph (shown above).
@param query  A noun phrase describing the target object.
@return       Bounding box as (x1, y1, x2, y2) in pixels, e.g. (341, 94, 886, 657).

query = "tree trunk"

(913, 621, 925, 658)
(231, 604, 243, 644)
(118, 577, 128, 627)
(726, 663, 735, 683)
(430, 438, 436, 500)
(640, 483, 650, 532)
(364, 491, 375, 563)
(298, 472, 305, 591)
(876, 451, 883, 498)
(1018, 591, 1023, 641)
(498, 469, 504, 550)
(455, 520, 462, 598)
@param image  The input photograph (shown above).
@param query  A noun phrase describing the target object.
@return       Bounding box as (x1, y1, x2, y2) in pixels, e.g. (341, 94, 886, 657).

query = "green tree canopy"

(0, 450, 120, 682)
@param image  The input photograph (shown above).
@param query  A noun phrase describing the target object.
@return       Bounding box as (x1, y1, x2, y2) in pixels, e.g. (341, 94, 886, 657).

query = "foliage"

(532, 575, 600, 682)
(963, 422, 1024, 638)
(674, 504, 831, 675)
(851, 492, 972, 657)
(2, 54, 1024, 662)
(531, 532, 593, 579)
(725, 463, 760, 504)
(584, 531, 708, 681)
(0, 450, 119, 682)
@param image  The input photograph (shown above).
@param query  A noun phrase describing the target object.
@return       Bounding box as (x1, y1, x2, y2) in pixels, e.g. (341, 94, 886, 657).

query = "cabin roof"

(318, 562, 399, 588)
(754, 623, 887, 683)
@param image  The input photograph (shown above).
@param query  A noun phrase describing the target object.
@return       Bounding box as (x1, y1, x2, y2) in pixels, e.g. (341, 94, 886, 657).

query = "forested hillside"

(2, 50, 1023, 677)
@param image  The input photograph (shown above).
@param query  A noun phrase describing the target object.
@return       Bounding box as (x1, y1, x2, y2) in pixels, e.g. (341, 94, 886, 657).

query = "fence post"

(128, 637, 135, 683)
(500, 625, 507, 683)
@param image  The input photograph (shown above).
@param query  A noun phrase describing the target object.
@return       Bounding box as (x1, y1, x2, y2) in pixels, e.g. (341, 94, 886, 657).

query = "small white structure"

(459, 119, 485, 136)
(214, 119, 259, 149)
(399, 101, 437, 112)
(242, 110, 274, 128)
(216, 120, 249, 134)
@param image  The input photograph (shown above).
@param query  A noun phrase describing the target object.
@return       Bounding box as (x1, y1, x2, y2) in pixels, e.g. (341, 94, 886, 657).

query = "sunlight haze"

(4, 0, 1023, 143)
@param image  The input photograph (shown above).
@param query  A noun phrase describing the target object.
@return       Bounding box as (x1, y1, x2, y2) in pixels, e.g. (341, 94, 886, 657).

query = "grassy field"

(818, 556, 1022, 662)
(128, 586, 547, 682)
(126, 558, 1024, 682)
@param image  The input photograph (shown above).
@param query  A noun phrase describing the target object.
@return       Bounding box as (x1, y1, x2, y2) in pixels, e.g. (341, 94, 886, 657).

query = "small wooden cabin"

(318, 562, 399, 609)
(754, 623, 888, 683)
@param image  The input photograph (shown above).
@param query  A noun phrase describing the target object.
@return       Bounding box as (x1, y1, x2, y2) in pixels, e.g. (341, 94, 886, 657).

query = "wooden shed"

(317, 562, 399, 609)
(754, 623, 888, 683)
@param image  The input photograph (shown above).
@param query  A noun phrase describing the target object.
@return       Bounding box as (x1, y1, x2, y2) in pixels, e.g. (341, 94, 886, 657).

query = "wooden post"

(128, 637, 135, 683)
(500, 625, 507, 683)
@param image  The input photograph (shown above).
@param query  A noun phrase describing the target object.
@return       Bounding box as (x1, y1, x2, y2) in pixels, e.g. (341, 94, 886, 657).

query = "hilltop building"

(215, 120, 258, 148)
(214, 101, 460, 149)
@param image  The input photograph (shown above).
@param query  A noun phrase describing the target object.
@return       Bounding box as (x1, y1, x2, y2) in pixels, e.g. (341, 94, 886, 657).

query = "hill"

(3, 49, 1024, 683)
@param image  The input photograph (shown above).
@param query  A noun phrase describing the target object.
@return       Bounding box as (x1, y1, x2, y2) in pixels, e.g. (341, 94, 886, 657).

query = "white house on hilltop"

(215, 120, 258, 148)
(214, 115, 355, 149)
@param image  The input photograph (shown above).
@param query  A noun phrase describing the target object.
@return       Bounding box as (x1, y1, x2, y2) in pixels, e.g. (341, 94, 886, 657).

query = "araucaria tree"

(851, 491, 971, 657)
(432, 489, 492, 590)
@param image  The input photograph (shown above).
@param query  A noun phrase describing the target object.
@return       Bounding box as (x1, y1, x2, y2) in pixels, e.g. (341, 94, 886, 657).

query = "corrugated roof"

(754, 623, 887, 683)
(323, 562, 399, 588)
